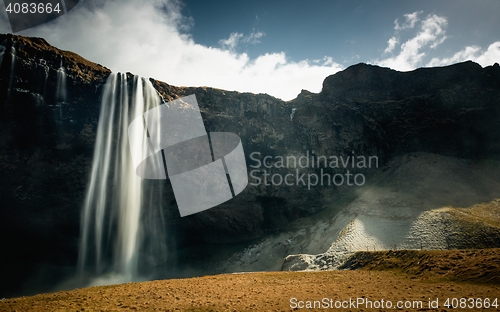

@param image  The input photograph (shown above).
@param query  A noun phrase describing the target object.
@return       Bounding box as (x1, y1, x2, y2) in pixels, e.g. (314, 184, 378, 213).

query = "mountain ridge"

(1, 33, 500, 297)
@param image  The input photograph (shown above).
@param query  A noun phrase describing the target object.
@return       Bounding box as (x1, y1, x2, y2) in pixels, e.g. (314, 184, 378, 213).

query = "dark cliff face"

(320, 61, 500, 159)
(0, 34, 111, 297)
(1, 34, 500, 296)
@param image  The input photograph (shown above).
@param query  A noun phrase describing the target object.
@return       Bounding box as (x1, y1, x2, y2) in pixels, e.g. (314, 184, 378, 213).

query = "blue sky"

(183, 0, 499, 64)
(1, 0, 499, 100)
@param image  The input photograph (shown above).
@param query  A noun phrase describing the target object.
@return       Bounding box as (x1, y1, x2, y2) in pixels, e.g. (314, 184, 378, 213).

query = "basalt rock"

(1, 34, 500, 297)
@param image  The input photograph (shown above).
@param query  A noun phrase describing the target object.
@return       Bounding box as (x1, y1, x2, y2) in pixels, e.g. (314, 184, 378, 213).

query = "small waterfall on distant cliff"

(0, 40, 16, 98)
(0, 40, 6, 67)
(78, 73, 167, 284)
(55, 59, 67, 119)
(41, 59, 49, 98)
(7, 43, 16, 96)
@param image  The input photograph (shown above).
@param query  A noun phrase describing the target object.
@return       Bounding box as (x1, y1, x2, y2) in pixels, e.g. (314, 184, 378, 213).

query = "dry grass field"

(1, 249, 499, 311)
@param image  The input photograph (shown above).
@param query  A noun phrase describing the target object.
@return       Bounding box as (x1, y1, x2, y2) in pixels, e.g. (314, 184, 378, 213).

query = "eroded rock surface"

(1, 34, 500, 296)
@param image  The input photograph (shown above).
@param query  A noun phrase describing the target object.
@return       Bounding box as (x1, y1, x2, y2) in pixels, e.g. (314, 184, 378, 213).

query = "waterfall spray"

(78, 73, 167, 285)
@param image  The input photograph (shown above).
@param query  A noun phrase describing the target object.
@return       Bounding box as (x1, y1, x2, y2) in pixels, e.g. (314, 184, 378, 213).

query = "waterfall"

(56, 60, 67, 102)
(0, 40, 16, 93)
(7, 43, 16, 96)
(78, 73, 167, 285)
(0, 40, 6, 67)
(41, 59, 49, 99)
(55, 59, 67, 119)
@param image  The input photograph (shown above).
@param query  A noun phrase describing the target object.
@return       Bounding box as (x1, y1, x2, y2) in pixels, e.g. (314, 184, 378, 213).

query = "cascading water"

(55, 59, 67, 120)
(41, 59, 49, 97)
(7, 42, 16, 96)
(0, 40, 6, 67)
(78, 73, 167, 285)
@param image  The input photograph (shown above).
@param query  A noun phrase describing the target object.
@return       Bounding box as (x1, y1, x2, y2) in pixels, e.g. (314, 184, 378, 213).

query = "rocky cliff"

(1, 33, 500, 297)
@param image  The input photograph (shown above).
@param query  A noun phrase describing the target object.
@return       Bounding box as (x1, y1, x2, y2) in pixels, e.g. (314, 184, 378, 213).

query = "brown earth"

(8, 34, 111, 83)
(340, 249, 500, 284)
(1, 249, 499, 311)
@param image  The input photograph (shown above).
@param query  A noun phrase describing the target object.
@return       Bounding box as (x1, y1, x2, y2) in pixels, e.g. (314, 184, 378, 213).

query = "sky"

(1, 0, 499, 100)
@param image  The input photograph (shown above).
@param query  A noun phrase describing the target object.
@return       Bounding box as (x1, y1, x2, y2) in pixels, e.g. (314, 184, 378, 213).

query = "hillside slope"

(216, 152, 500, 272)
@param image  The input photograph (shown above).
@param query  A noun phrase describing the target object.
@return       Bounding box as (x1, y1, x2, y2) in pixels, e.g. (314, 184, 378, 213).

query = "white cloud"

(375, 11, 499, 71)
(427, 45, 481, 67)
(219, 30, 264, 50)
(219, 32, 244, 50)
(474, 42, 500, 66)
(243, 30, 264, 44)
(427, 42, 500, 67)
(394, 11, 422, 31)
(312, 56, 334, 65)
(374, 13, 448, 71)
(2, 0, 341, 100)
(384, 36, 398, 54)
